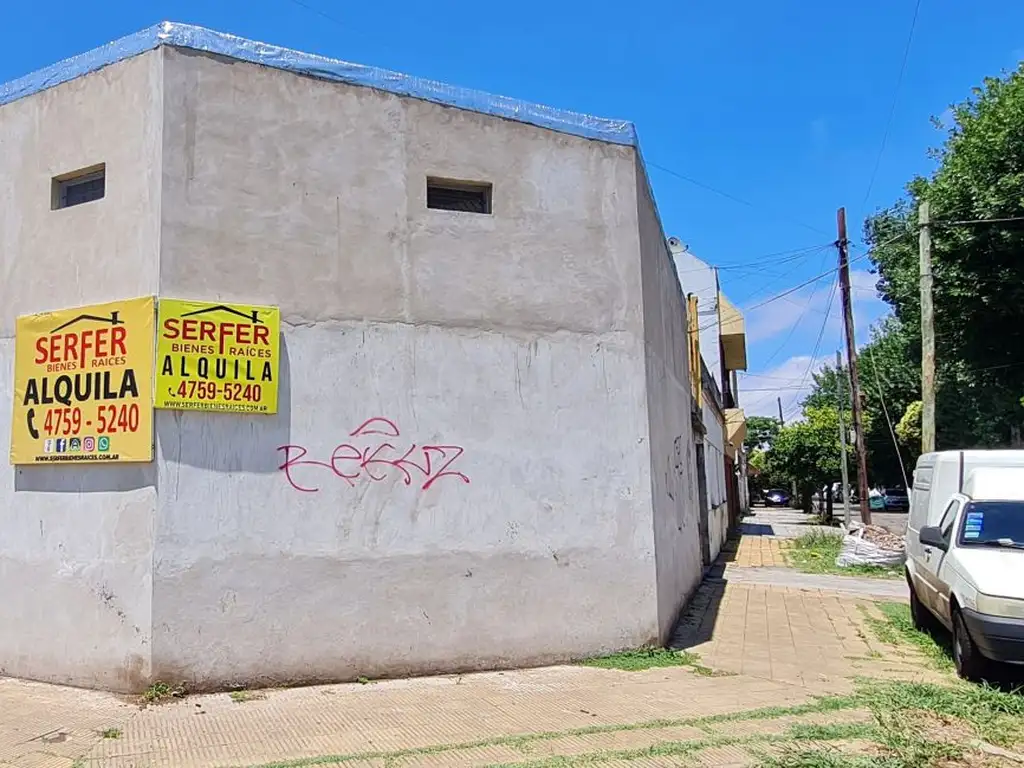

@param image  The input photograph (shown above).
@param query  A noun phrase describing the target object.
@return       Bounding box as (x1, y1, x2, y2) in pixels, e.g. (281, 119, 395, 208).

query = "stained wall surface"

(150, 48, 671, 686)
(0, 52, 163, 690)
(0, 44, 702, 691)
(635, 166, 703, 641)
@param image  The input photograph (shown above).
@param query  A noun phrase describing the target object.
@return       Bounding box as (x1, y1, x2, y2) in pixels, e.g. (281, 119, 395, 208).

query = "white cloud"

(745, 280, 834, 343)
(739, 354, 834, 421)
(742, 268, 887, 347)
(849, 269, 879, 295)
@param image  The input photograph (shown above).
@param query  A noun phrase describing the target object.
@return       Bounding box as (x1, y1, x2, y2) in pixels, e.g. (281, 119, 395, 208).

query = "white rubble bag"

(835, 525, 906, 569)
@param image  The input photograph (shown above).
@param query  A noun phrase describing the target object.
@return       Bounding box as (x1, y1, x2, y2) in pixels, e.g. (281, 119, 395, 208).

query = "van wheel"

(952, 609, 988, 682)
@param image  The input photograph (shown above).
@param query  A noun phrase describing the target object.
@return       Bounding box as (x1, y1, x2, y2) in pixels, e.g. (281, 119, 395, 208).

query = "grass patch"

(244, 694, 863, 768)
(758, 677, 1024, 767)
(858, 602, 954, 672)
(785, 532, 903, 579)
(578, 646, 732, 676)
(786, 723, 876, 741)
(579, 646, 699, 671)
(142, 681, 187, 704)
(229, 689, 266, 703)
(858, 678, 1024, 747)
(99, 727, 122, 739)
(237, 674, 1022, 768)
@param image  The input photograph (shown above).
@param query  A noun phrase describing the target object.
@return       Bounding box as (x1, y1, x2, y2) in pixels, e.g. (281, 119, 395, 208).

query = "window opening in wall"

(426, 177, 492, 214)
(52, 164, 106, 210)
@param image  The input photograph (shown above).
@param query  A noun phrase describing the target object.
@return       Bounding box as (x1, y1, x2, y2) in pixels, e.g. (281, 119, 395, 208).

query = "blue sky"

(3, 1, 1020, 418)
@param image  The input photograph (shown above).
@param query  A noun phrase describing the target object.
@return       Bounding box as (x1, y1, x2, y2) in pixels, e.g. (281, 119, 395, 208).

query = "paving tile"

(0, 509, 942, 768)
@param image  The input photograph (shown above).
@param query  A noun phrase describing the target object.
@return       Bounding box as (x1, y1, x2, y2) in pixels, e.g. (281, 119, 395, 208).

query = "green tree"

(768, 406, 849, 513)
(744, 416, 780, 452)
(801, 319, 916, 487)
(896, 401, 923, 448)
(865, 63, 1024, 447)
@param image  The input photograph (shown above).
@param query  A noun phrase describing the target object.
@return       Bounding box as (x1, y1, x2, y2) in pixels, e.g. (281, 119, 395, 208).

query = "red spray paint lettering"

(277, 417, 470, 493)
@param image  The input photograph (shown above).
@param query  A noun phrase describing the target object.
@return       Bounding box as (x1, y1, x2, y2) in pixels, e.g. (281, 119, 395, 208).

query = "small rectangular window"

(426, 177, 492, 214)
(52, 164, 106, 210)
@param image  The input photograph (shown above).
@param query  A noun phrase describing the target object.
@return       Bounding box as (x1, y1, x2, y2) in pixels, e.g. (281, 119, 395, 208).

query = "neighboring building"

(0, 23, 704, 691)
(670, 239, 749, 556)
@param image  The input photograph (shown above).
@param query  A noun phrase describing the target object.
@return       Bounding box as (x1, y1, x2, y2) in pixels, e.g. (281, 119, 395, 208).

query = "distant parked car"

(764, 489, 790, 507)
(882, 486, 910, 511)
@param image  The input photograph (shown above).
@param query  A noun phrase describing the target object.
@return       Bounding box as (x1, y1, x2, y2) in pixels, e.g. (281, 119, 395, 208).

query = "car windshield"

(958, 501, 1024, 549)
(883, 487, 907, 497)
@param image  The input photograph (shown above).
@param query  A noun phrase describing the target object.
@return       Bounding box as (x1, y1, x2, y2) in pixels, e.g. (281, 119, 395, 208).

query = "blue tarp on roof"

(0, 21, 638, 147)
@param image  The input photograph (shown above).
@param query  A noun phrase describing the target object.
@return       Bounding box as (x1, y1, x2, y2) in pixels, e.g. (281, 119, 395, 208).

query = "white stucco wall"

(149, 48, 665, 687)
(1, 45, 702, 691)
(636, 171, 702, 640)
(0, 52, 164, 690)
(672, 252, 722, 390)
(701, 398, 729, 562)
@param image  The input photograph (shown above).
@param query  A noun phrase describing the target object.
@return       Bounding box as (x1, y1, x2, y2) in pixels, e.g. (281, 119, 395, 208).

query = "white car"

(905, 451, 1024, 680)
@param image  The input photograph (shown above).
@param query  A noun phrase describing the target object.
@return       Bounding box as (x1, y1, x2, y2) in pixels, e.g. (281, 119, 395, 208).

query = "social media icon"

(43, 439, 54, 453)
(83, 437, 95, 452)
(69, 438, 81, 451)
(97, 436, 110, 452)
(55, 439, 67, 453)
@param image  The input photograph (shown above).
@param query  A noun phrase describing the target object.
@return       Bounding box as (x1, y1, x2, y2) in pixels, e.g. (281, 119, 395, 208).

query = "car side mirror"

(920, 525, 948, 552)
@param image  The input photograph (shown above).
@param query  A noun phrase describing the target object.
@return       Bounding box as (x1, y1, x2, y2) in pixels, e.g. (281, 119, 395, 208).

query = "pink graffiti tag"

(277, 417, 470, 493)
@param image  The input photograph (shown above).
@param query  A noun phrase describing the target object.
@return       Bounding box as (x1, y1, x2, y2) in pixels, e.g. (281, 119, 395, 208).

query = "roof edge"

(0, 21, 638, 147)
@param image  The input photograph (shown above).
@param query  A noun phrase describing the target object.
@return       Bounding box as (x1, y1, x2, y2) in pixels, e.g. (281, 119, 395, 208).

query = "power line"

(758, 247, 837, 369)
(744, 257, 853, 313)
(867, 346, 910, 488)
(740, 372, 814, 382)
(646, 161, 832, 237)
(934, 215, 1024, 227)
(282, 0, 346, 27)
(861, 0, 923, 208)
(674, 243, 832, 274)
(796, 275, 840, 390)
(697, 230, 910, 334)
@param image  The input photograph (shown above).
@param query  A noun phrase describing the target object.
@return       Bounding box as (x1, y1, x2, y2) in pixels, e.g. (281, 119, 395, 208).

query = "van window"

(957, 501, 1024, 548)
(939, 500, 961, 539)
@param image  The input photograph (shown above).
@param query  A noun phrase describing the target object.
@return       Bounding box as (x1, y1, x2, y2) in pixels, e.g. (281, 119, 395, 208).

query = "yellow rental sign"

(10, 297, 155, 465)
(155, 299, 280, 414)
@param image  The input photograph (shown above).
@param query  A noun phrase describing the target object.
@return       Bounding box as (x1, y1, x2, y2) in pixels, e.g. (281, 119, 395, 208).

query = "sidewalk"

(0, 510, 925, 768)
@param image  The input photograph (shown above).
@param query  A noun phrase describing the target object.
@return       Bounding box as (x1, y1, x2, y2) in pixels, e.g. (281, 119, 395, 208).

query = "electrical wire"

(673, 243, 833, 274)
(281, 0, 347, 25)
(757, 247, 837, 369)
(796, 275, 840, 390)
(861, 0, 923, 208)
(646, 161, 832, 237)
(933, 216, 1024, 227)
(867, 345, 910, 488)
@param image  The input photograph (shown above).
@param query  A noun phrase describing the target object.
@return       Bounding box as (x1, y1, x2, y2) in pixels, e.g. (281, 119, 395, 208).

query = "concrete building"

(0, 23, 704, 692)
(670, 240, 749, 557)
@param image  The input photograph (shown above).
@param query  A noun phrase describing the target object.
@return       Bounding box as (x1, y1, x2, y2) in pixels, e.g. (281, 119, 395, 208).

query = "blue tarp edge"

(0, 21, 638, 147)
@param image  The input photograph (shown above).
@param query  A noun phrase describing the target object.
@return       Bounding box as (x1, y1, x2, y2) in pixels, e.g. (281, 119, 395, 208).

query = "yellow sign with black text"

(155, 299, 280, 414)
(10, 297, 155, 465)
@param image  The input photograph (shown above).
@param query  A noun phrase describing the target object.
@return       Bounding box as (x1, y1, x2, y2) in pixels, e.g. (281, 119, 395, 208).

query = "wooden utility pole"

(837, 208, 872, 525)
(836, 350, 852, 527)
(777, 397, 784, 425)
(919, 201, 935, 454)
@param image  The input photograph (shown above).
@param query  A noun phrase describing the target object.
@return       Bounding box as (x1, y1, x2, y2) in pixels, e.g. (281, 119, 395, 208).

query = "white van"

(906, 451, 1024, 680)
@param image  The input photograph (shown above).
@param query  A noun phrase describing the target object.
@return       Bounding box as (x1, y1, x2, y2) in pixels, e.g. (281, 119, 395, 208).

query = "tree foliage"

(767, 406, 858, 511)
(754, 64, 1024, 497)
(744, 416, 780, 452)
(864, 64, 1024, 448)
